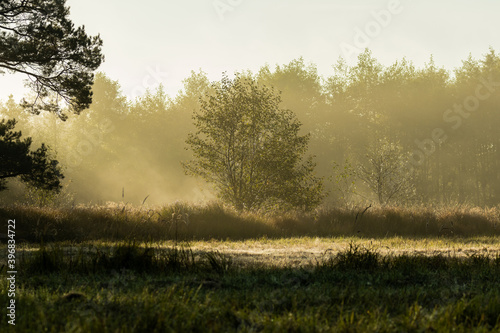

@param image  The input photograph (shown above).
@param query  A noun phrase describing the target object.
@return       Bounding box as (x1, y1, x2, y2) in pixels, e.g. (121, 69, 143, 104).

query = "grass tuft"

(322, 242, 380, 270)
(202, 250, 233, 275)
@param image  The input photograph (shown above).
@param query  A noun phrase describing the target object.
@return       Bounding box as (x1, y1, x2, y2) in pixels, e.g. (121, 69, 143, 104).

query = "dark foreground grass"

(1, 242, 500, 332)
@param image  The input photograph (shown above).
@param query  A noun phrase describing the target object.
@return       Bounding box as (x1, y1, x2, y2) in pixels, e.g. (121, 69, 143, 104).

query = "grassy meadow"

(1, 203, 500, 332)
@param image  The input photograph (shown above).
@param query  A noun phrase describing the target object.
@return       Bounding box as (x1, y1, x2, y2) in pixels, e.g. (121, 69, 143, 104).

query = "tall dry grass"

(1, 202, 499, 243)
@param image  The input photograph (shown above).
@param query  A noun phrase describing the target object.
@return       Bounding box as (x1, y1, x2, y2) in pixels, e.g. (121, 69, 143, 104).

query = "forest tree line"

(1, 49, 499, 208)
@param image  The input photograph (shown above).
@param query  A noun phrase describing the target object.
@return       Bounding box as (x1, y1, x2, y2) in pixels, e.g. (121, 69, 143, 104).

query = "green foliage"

(325, 49, 500, 207)
(184, 73, 324, 211)
(2, 50, 498, 207)
(0, 0, 104, 116)
(0, 118, 63, 193)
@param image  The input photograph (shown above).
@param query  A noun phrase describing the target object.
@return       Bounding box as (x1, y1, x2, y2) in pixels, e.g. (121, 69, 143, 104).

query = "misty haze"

(1, 1, 500, 331)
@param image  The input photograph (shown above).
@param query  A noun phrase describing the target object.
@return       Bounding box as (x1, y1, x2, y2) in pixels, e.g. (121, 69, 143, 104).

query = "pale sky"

(1, 0, 500, 101)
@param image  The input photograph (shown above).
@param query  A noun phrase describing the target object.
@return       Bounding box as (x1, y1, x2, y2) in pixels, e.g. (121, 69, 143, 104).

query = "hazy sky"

(1, 0, 500, 101)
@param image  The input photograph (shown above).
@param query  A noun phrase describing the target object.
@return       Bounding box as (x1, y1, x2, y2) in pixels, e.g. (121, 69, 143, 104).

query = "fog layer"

(1, 49, 499, 207)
